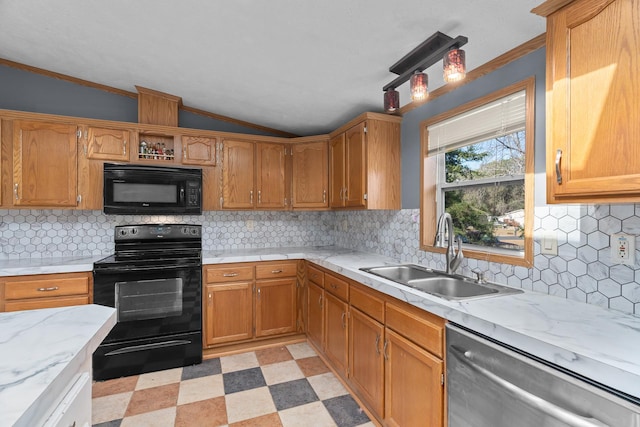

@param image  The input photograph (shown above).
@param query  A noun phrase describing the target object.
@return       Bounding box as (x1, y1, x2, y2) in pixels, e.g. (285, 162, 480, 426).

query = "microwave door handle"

(180, 187, 185, 203)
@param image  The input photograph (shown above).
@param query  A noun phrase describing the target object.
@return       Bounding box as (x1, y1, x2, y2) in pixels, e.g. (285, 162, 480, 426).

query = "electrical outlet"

(246, 220, 255, 231)
(611, 233, 635, 265)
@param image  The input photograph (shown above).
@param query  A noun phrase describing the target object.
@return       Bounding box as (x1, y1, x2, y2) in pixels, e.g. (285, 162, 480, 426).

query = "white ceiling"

(0, 1, 545, 136)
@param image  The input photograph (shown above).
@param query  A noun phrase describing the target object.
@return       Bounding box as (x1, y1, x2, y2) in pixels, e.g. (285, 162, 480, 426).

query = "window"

(420, 78, 534, 267)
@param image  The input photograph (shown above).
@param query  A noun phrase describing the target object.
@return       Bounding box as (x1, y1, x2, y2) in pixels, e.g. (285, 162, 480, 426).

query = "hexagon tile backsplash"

(1, 205, 639, 317)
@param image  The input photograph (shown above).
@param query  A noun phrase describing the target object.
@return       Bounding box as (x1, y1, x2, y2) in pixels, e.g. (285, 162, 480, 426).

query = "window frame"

(420, 77, 535, 267)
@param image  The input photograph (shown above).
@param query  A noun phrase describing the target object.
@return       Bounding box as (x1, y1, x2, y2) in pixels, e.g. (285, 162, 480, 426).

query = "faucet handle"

(472, 269, 486, 284)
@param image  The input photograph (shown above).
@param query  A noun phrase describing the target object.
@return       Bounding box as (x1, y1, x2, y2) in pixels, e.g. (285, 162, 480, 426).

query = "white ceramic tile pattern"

(0, 304, 116, 427)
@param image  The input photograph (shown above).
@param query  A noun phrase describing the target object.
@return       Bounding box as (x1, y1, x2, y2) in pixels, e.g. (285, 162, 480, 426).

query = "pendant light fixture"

(382, 31, 467, 113)
(410, 71, 428, 101)
(384, 88, 400, 113)
(443, 48, 466, 83)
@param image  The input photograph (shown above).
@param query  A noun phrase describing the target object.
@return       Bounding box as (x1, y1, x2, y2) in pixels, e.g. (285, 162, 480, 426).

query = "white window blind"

(427, 90, 526, 155)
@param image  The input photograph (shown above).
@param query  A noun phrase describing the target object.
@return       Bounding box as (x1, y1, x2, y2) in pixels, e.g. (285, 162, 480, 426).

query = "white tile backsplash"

(1, 204, 640, 317)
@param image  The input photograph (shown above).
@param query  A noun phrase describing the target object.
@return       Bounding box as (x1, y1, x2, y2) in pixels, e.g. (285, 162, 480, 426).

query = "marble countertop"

(2, 247, 640, 401)
(0, 304, 116, 427)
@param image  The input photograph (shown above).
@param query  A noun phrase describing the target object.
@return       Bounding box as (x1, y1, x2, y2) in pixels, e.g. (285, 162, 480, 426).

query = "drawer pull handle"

(318, 295, 323, 307)
(223, 272, 239, 277)
(341, 312, 347, 329)
(375, 333, 381, 355)
(555, 149, 563, 184)
(330, 284, 338, 289)
(37, 286, 59, 292)
(271, 269, 283, 274)
(383, 339, 389, 360)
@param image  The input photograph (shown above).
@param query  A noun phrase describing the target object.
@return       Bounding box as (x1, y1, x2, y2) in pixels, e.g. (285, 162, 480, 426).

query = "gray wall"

(0, 64, 280, 136)
(400, 48, 547, 209)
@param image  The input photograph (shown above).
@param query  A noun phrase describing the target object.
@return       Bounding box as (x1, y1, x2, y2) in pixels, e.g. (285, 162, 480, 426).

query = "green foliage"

(444, 146, 487, 182)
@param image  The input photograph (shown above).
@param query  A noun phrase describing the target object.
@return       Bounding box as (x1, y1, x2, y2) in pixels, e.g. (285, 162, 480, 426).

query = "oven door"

(93, 261, 201, 343)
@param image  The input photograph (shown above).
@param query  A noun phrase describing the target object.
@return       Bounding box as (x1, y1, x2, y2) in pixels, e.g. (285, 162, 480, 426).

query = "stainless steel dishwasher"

(446, 324, 640, 427)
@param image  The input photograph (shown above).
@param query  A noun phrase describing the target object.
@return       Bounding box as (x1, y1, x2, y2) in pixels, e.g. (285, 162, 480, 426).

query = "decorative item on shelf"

(443, 48, 466, 83)
(384, 88, 400, 113)
(410, 70, 428, 101)
(382, 31, 467, 113)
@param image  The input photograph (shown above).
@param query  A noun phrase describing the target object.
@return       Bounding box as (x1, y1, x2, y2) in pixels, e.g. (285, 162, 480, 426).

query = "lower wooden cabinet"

(0, 272, 91, 312)
(203, 261, 299, 349)
(305, 262, 446, 426)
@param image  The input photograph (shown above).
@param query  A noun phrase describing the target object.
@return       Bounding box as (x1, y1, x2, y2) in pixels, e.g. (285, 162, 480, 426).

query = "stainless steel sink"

(360, 264, 522, 301)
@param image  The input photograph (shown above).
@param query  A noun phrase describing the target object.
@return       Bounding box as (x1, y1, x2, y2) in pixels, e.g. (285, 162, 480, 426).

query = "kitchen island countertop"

(1, 247, 640, 402)
(0, 304, 116, 427)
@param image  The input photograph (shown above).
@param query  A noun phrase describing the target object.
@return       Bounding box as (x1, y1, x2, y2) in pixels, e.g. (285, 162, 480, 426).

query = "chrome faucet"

(434, 212, 464, 274)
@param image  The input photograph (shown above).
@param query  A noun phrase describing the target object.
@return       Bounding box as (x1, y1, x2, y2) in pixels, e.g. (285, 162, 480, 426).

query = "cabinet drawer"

(307, 264, 324, 287)
(385, 302, 444, 358)
(325, 272, 349, 301)
(4, 276, 89, 300)
(4, 295, 90, 312)
(350, 285, 384, 323)
(205, 264, 254, 283)
(255, 261, 297, 279)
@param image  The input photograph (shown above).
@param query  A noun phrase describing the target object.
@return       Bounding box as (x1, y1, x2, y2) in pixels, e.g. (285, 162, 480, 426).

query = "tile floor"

(92, 341, 375, 427)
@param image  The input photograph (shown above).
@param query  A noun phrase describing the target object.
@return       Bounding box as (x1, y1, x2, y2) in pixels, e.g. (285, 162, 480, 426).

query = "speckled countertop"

(2, 246, 640, 401)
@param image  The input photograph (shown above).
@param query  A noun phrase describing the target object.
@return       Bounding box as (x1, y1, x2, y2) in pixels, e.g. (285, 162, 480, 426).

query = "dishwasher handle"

(449, 345, 609, 427)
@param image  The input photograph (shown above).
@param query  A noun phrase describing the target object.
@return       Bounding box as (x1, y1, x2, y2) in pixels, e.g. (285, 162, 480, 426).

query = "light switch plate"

(540, 230, 558, 255)
(611, 233, 635, 265)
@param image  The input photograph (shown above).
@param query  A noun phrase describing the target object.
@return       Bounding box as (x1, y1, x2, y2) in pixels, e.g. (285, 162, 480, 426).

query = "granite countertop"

(2, 246, 640, 401)
(0, 304, 116, 427)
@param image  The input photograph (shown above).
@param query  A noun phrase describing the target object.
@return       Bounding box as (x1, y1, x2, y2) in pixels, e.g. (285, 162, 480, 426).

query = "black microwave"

(103, 163, 202, 215)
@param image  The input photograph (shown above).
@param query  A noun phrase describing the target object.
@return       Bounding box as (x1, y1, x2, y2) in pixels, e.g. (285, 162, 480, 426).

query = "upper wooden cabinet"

(292, 139, 329, 209)
(534, 0, 640, 203)
(221, 139, 288, 210)
(83, 126, 130, 161)
(329, 113, 401, 209)
(182, 135, 218, 166)
(12, 120, 79, 207)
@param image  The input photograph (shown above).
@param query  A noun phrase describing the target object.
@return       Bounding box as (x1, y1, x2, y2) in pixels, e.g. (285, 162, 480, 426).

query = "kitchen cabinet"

(323, 272, 350, 377)
(12, 120, 79, 207)
(328, 113, 402, 209)
(203, 263, 254, 346)
(534, 0, 640, 203)
(292, 139, 329, 209)
(182, 135, 218, 166)
(384, 302, 445, 427)
(306, 264, 325, 349)
(83, 125, 130, 161)
(0, 272, 91, 312)
(255, 142, 287, 209)
(203, 261, 299, 348)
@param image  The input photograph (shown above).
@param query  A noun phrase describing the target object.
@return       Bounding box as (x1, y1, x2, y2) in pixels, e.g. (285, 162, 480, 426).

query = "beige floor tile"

(125, 383, 180, 417)
(220, 351, 259, 373)
(91, 391, 133, 425)
(286, 342, 317, 360)
(120, 406, 177, 427)
(93, 376, 138, 398)
(307, 372, 348, 400)
(177, 374, 225, 405)
(255, 346, 293, 366)
(278, 401, 337, 427)
(261, 360, 304, 385)
(225, 386, 277, 423)
(135, 367, 183, 390)
(175, 396, 227, 427)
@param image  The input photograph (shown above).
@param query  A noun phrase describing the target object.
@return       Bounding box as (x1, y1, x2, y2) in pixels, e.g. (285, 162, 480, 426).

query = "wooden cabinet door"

(85, 126, 129, 161)
(222, 139, 255, 209)
(255, 142, 286, 209)
(255, 278, 297, 337)
(546, 0, 640, 202)
(324, 292, 349, 377)
(307, 281, 324, 349)
(384, 328, 444, 427)
(344, 122, 366, 208)
(204, 282, 253, 346)
(182, 135, 217, 166)
(12, 120, 78, 207)
(292, 141, 328, 208)
(349, 307, 384, 416)
(329, 133, 346, 207)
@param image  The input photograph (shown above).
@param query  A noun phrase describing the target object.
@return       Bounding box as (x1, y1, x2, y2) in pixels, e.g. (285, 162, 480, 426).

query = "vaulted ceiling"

(0, 1, 545, 135)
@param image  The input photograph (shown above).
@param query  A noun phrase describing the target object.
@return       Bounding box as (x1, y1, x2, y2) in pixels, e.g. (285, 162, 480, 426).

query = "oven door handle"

(105, 339, 193, 356)
(95, 263, 201, 273)
(449, 346, 609, 427)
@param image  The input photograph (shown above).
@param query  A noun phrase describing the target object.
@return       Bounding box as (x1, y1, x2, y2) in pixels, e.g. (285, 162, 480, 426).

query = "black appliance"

(103, 163, 202, 215)
(93, 224, 202, 381)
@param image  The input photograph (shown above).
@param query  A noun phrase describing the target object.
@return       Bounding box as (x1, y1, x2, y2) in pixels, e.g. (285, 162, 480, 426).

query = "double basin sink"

(360, 264, 522, 301)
